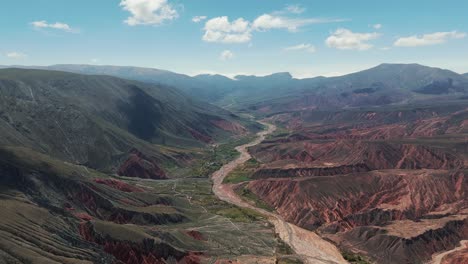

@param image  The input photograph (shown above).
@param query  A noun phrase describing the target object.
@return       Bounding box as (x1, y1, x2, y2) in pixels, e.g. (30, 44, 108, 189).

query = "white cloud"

(326, 28, 380, 50)
(31, 20, 74, 32)
(90, 58, 100, 63)
(5, 52, 27, 59)
(201, 10, 343, 44)
(253, 14, 343, 32)
(203, 16, 251, 43)
(285, 4, 306, 14)
(192, 16, 207, 23)
(373, 24, 382, 29)
(220, 50, 234, 60)
(120, 0, 178, 26)
(284, 43, 316, 53)
(394, 31, 466, 47)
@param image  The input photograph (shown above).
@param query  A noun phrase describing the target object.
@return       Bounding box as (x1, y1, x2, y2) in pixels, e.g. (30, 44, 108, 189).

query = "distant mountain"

(240, 63, 468, 114)
(3, 64, 467, 114)
(0, 68, 254, 172)
(48, 64, 236, 102)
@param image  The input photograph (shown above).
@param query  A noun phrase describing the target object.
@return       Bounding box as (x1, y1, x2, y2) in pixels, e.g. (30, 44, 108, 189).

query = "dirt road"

(211, 121, 347, 264)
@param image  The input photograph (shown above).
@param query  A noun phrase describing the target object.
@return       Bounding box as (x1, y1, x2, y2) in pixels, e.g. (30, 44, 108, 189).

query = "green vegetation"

(191, 135, 256, 177)
(237, 186, 275, 212)
(278, 258, 303, 264)
(223, 158, 259, 184)
(266, 125, 290, 140)
(216, 206, 265, 222)
(276, 236, 295, 255)
(342, 252, 372, 264)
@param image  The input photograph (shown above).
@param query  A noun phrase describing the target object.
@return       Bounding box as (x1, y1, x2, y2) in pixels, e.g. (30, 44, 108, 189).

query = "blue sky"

(1, 0, 467, 78)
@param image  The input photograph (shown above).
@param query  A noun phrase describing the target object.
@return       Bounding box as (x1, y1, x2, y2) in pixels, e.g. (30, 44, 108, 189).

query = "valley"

(211, 121, 346, 264)
(3, 1, 468, 263)
(0, 63, 467, 264)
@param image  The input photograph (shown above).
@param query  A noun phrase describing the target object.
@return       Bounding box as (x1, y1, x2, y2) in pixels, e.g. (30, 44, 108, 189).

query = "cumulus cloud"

(203, 16, 251, 43)
(326, 28, 380, 50)
(192, 16, 207, 23)
(120, 0, 178, 26)
(284, 43, 316, 53)
(394, 31, 466, 47)
(31, 20, 74, 32)
(220, 50, 234, 60)
(201, 10, 344, 44)
(5, 52, 27, 59)
(373, 24, 382, 29)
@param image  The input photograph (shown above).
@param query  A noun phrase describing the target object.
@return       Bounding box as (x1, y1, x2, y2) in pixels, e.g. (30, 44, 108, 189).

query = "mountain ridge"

(2, 63, 467, 115)
(0, 68, 256, 174)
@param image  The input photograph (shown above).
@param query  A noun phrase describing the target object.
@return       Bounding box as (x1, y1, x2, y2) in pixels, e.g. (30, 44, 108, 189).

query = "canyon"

(0, 63, 467, 263)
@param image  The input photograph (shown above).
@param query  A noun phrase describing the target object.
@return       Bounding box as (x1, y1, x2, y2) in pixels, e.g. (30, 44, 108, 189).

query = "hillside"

(0, 68, 258, 174)
(0, 69, 284, 264)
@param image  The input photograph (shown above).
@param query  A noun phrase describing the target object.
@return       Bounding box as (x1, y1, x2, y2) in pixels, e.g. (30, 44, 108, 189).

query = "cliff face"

(247, 170, 467, 263)
(243, 105, 468, 263)
(252, 140, 464, 171)
(339, 218, 468, 264)
(248, 170, 466, 231)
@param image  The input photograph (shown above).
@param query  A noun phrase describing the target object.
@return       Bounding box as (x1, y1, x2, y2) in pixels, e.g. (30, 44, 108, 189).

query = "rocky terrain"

(230, 104, 468, 264)
(1, 64, 467, 263)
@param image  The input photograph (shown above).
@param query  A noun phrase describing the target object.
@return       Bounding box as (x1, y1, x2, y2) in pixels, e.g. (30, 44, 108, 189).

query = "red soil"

(74, 212, 93, 221)
(118, 149, 167, 179)
(247, 170, 466, 232)
(185, 230, 206, 241)
(189, 128, 212, 143)
(94, 178, 144, 192)
(79, 222, 202, 264)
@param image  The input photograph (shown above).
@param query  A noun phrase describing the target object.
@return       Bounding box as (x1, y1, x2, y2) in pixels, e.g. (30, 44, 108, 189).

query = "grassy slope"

(0, 68, 260, 175)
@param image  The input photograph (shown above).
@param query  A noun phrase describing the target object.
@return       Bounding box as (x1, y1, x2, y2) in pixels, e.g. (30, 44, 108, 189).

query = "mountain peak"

(234, 72, 293, 81)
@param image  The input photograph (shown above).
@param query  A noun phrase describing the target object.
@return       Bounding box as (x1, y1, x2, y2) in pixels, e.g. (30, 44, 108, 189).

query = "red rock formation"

(79, 222, 202, 264)
(247, 169, 467, 263)
(252, 164, 370, 179)
(94, 178, 144, 192)
(185, 230, 206, 241)
(251, 140, 464, 172)
(339, 218, 468, 264)
(118, 149, 167, 179)
(247, 170, 467, 231)
(189, 128, 212, 143)
(74, 212, 93, 221)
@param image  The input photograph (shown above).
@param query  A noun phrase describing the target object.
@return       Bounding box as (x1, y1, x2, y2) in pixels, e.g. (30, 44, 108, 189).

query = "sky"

(1, 0, 467, 78)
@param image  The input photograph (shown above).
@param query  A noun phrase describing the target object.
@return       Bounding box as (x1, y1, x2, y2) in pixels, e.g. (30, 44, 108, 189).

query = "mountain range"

(4, 63, 467, 116)
(0, 63, 467, 264)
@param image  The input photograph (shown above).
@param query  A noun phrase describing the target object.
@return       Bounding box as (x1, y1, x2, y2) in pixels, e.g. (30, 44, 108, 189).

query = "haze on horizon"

(1, 0, 467, 78)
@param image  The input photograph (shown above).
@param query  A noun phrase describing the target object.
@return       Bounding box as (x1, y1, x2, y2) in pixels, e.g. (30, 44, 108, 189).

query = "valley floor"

(211, 121, 346, 264)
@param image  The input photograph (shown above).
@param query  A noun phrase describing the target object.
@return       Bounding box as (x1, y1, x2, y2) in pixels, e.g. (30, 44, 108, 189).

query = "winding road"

(211, 121, 347, 264)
